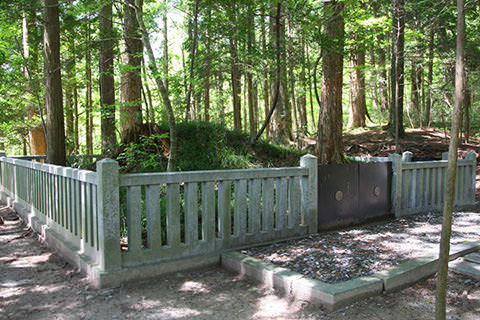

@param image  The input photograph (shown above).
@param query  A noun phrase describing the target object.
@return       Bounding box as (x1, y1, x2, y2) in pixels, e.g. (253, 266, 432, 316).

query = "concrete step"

(451, 259, 480, 280)
(464, 252, 480, 264)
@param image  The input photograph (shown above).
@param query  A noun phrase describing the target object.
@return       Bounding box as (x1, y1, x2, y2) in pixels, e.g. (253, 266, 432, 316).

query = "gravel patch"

(244, 211, 480, 283)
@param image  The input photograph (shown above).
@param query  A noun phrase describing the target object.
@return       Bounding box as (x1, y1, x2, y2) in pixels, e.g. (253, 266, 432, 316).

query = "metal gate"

(317, 162, 392, 231)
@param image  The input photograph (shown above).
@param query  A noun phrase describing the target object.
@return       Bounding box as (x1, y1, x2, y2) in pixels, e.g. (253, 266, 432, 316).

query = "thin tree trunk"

(100, 0, 116, 154)
(163, 0, 168, 91)
(44, 0, 66, 165)
(270, 1, 291, 143)
(306, 42, 315, 131)
(298, 34, 308, 131)
(435, 0, 465, 318)
(261, 16, 270, 138)
(185, 0, 199, 120)
(390, 0, 406, 149)
(204, 9, 211, 121)
(316, 0, 344, 164)
(425, 28, 435, 127)
(230, 29, 242, 129)
(247, 5, 255, 136)
(134, 0, 177, 171)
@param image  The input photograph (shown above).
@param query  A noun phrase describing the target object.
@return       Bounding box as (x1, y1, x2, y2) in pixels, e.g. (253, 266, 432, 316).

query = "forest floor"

(342, 127, 480, 160)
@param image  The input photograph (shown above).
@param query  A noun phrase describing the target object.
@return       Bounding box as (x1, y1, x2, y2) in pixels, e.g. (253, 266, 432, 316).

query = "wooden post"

(96, 159, 121, 271)
(300, 154, 318, 233)
(389, 153, 403, 217)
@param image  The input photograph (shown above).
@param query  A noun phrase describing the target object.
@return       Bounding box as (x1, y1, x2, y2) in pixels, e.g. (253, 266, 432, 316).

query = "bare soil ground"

(1, 202, 480, 320)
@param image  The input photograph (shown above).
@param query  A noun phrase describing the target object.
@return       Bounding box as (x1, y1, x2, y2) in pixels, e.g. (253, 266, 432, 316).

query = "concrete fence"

(0, 152, 318, 287)
(0, 150, 476, 286)
(389, 151, 477, 216)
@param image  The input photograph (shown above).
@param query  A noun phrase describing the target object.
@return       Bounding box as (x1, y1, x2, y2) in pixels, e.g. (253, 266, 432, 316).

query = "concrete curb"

(221, 240, 480, 310)
(221, 251, 382, 310)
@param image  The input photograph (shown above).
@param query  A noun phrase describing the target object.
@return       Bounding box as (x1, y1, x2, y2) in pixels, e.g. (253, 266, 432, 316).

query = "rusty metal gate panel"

(318, 162, 392, 231)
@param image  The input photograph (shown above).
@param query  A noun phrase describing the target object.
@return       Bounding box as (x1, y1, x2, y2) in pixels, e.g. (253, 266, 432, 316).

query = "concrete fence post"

(388, 153, 403, 217)
(465, 152, 477, 204)
(0, 151, 5, 190)
(402, 151, 413, 162)
(442, 152, 449, 160)
(300, 154, 318, 233)
(97, 159, 121, 272)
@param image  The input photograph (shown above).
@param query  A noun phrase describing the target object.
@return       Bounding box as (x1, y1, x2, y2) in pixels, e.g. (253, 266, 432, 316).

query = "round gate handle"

(374, 186, 381, 197)
(335, 190, 343, 201)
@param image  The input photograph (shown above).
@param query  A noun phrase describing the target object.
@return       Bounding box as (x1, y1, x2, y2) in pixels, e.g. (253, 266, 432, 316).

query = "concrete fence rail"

(389, 151, 477, 216)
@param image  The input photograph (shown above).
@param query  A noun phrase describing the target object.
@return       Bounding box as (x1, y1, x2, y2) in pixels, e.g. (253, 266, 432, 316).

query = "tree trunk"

(297, 35, 307, 131)
(316, 0, 344, 164)
(464, 70, 470, 143)
(100, 0, 116, 154)
(247, 5, 256, 136)
(85, 21, 93, 155)
(348, 42, 367, 128)
(270, 1, 291, 143)
(163, 0, 169, 92)
(204, 8, 211, 122)
(435, 0, 465, 318)
(43, 0, 66, 165)
(425, 28, 435, 127)
(185, 0, 199, 120)
(121, 0, 143, 138)
(261, 16, 270, 138)
(389, 0, 406, 148)
(230, 9, 242, 131)
(410, 61, 421, 127)
(134, 0, 177, 171)
(377, 32, 389, 112)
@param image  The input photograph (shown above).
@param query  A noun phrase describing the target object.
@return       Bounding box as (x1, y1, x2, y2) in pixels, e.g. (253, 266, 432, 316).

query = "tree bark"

(229, 3, 242, 130)
(121, 0, 143, 138)
(100, 0, 116, 154)
(316, 0, 345, 164)
(43, 0, 66, 165)
(204, 8, 211, 122)
(247, 5, 256, 136)
(435, 0, 465, 318)
(348, 42, 367, 128)
(85, 21, 93, 155)
(389, 0, 406, 148)
(270, 1, 291, 143)
(185, 0, 199, 120)
(425, 28, 435, 127)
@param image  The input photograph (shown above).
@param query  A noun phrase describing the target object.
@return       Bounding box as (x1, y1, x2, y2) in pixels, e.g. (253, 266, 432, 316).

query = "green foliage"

(117, 121, 304, 173)
(117, 133, 169, 172)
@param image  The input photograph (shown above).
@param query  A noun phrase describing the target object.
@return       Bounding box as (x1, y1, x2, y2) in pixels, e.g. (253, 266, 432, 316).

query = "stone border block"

(372, 256, 438, 292)
(221, 251, 382, 310)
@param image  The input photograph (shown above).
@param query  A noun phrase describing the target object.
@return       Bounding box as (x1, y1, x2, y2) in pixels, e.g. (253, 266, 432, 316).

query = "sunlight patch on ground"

(10, 253, 52, 268)
(179, 281, 210, 294)
(253, 295, 299, 318)
(148, 307, 202, 319)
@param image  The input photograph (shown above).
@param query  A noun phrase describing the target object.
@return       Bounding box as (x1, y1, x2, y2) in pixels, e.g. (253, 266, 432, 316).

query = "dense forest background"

(0, 0, 479, 169)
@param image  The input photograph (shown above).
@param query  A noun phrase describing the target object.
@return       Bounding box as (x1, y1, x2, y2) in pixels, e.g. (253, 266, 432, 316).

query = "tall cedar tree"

(99, 0, 116, 154)
(43, 0, 66, 165)
(316, 0, 345, 164)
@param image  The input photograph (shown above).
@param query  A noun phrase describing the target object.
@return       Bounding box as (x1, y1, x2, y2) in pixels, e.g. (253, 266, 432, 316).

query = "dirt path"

(1, 202, 480, 320)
